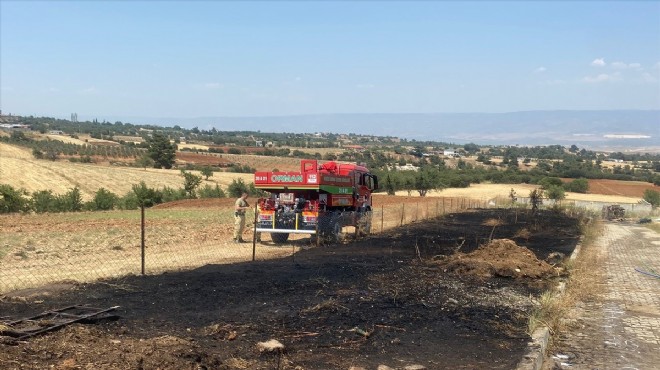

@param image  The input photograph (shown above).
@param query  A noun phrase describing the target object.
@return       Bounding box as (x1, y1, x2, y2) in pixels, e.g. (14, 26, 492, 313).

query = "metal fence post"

(381, 204, 384, 233)
(400, 204, 405, 226)
(141, 205, 145, 276)
(252, 202, 258, 261)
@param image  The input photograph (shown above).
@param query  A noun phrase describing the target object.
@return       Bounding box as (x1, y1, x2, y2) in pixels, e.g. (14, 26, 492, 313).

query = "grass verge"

(527, 208, 604, 337)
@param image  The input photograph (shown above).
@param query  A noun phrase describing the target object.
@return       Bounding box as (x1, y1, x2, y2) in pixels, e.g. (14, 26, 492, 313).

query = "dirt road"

(546, 221, 660, 369)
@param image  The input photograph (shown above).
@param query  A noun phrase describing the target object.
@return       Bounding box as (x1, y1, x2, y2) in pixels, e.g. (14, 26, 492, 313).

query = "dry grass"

(301, 298, 349, 313)
(0, 142, 252, 200)
(513, 228, 531, 241)
(527, 215, 604, 337)
(223, 357, 251, 369)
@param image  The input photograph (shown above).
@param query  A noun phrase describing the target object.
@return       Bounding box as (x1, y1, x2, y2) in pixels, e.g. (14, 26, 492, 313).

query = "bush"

(180, 170, 203, 198)
(0, 184, 31, 213)
(198, 184, 226, 198)
(117, 192, 139, 210)
(161, 186, 187, 203)
(32, 190, 57, 213)
(564, 178, 589, 193)
(643, 189, 660, 208)
(132, 182, 163, 207)
(89, 188, 118, 211)
(546, 185, 566, 202)
(539, 177, 563, 189)
(227, 178, 250, 198)
(61, 187, 83, 212)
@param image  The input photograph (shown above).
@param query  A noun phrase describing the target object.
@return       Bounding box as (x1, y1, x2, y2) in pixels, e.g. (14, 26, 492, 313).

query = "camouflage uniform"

(233, 196, 248, 242)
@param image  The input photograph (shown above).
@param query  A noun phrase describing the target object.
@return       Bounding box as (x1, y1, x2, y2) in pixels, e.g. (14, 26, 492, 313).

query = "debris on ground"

(434, 239, 560, 279)
(257, 339, 285, 353)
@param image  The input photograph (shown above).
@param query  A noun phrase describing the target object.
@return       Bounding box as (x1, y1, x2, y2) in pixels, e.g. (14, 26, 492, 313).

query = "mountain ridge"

(77, 110, 659, 148)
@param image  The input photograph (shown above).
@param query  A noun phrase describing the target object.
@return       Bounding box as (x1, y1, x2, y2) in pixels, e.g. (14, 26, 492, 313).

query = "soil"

(585, 179, 658, 198)
(435, 239, 560, 280)
(0, 208, 583, 370)
(176, 152, 233, 167)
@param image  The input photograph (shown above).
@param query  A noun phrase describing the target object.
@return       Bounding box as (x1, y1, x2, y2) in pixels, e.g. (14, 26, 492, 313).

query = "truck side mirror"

(372, 175, 379, 190)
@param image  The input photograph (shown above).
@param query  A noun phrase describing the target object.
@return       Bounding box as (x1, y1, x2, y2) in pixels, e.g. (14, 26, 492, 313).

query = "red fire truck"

(253, 160, 378, 243)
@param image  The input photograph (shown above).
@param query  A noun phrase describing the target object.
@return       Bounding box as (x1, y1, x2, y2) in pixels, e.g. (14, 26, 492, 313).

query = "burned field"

(0, 209, 582, 370)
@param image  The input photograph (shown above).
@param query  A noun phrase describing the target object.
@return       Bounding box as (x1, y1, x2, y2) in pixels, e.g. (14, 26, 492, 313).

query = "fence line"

(1, 195, 653, 294)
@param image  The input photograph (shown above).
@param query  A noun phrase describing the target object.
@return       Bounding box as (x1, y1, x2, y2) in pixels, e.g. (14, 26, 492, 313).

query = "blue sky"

(1, 1, 659, 119)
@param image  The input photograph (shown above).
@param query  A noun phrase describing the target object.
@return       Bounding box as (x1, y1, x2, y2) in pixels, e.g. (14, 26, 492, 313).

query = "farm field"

(399, 181, 647, 204)
(0, 205, 584, 369)
(2, 141, 656, 203)
(0, 142, 252, 200)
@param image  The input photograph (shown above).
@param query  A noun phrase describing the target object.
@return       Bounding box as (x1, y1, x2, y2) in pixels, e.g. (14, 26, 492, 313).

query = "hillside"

(95, 110, 660, 149)
(0, 143, 253, 200)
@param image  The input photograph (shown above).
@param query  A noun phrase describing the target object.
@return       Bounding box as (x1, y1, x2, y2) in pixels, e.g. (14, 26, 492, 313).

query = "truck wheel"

(271, 233, 290, 244)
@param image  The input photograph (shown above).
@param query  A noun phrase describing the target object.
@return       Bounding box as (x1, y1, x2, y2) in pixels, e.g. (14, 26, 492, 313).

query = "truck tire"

(271, 233, 290, 244)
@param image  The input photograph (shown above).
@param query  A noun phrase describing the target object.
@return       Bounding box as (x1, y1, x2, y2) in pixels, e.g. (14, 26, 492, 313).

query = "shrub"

(539, 177, 563, 189)
(227, 178, 250, 198)
(180, 170, 202, 198)
(643, 189, 660, 208)
(117, 192, 139, 210)
(198, 184, 226, 199)
(0, 184, 31, 213)
(546, 185, 566, 202)
(132, 182, 163, 208)
(564, 178, 589, 193)
(89, 188, 118, 211)
(32, 190, 57, 213)
(161, 186, 187, 203)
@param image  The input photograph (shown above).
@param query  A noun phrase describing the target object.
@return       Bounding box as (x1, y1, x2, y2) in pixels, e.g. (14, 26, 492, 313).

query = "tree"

(200, 166, 213, 180)
(181, 170, 202, 198)
(147, 132, 176, 169)
(135, 154, 155, 169)
(529, 188, 544, 212)
(463, 143, 479, 154)
(509, 188, 517, 206)
(643, 189, 660, 208)
(132, 182, 162, 207)
(546, 185, 566, 203)
(564, 178, 589, 193)
(384, 174, 397, 195)
(227, 178, 250, 198)
(539, 177, 563, 189)
(415, 169, 437, 197)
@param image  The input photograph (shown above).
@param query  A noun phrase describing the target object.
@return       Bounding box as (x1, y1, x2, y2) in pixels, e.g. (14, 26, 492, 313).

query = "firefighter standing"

(233, 192, 250, 242)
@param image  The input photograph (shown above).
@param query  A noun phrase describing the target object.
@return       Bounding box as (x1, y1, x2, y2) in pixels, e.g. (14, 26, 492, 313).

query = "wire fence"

(1, 195, 653, 294)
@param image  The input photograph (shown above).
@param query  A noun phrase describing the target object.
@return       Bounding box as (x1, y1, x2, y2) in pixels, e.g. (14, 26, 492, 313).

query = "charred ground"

(0, 208, 583, 370)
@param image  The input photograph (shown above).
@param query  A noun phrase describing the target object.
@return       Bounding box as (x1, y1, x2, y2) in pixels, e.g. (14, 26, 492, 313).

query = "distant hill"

(82, 110, 659, 149)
